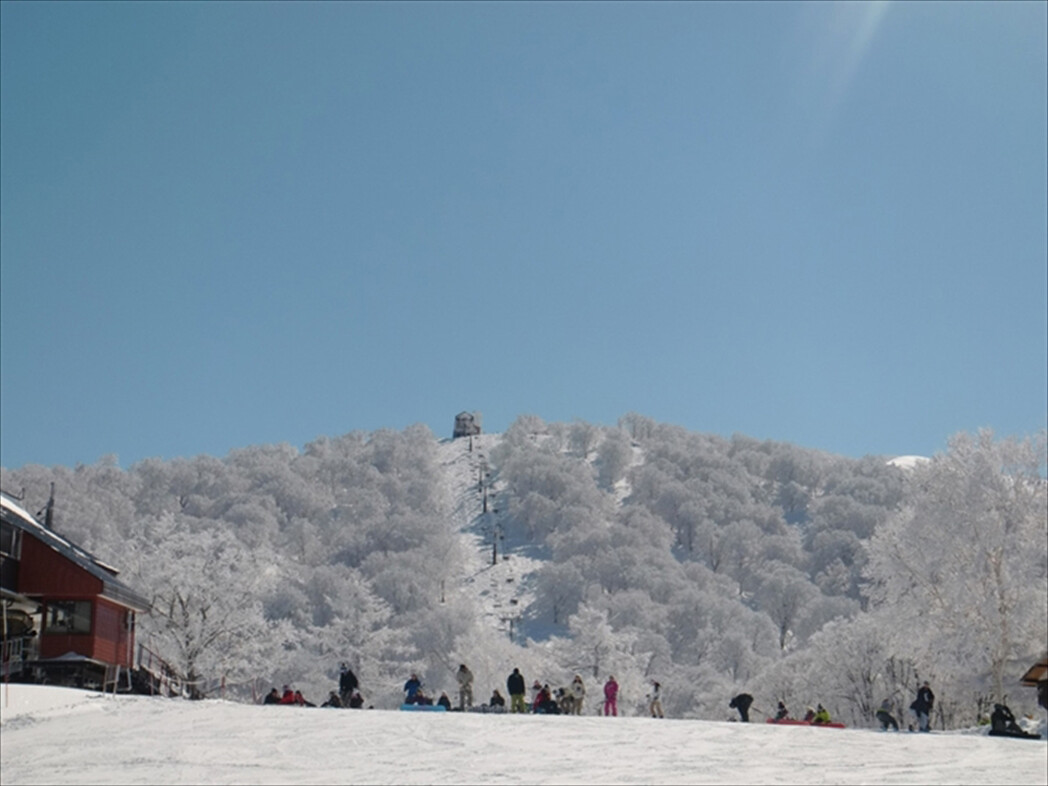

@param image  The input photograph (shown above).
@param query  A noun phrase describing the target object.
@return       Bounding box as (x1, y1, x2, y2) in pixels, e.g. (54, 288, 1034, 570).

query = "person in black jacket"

(339, 662, 359, 706)
(730, 692, 754, 722)
(876, 699, 899, 731)
(912, 681, 934, 732)
(989, 703, 1039, 738)
(507, 668, 527, 713)
(263, 687, 281, 705)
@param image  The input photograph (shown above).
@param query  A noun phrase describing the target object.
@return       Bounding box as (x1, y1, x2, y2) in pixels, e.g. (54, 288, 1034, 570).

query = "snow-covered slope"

(1, 685, 1044, 785)
(438, 433, 544, 642)
(887, 455, 931, 470)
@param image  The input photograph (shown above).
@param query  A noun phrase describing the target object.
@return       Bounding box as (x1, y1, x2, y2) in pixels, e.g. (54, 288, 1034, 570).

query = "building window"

(44, 601, 92, 634)
(0, 520, 21, 559)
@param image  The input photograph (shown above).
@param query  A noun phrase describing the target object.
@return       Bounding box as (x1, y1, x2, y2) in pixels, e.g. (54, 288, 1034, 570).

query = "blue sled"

(400, 703, 447, 712)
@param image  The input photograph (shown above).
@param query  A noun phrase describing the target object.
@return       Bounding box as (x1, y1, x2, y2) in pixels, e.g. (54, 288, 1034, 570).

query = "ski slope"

(1, 685, 1045, 785)
(439, 433, 546, 643)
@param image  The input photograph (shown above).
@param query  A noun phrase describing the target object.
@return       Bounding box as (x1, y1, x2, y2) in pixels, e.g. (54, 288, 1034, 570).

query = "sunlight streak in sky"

(798, 0, 893, 147)
(832, 0, 892, 108)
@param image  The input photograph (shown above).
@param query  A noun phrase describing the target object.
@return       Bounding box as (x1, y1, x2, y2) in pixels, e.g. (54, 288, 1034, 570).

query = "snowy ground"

(1, 685, 1045, 785)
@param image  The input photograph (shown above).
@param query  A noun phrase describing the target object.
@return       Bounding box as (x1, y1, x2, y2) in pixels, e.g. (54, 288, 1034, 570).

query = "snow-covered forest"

(1, 416, 1045, 729)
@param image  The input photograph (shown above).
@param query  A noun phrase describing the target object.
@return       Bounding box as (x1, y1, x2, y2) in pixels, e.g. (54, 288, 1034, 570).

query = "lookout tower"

(453, 411, 481, 439)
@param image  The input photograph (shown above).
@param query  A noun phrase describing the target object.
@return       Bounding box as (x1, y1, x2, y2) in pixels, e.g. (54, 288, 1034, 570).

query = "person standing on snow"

(603, 675, 619, 716)
(911, 681, 934, 732)
(456, 663, 474, 710)
(404, 673, 422, 705)
(648, 681, 664, 718)
(339, 663, 359, 706)
(507, 667, 527, 713)
(531, 680, 543, 709)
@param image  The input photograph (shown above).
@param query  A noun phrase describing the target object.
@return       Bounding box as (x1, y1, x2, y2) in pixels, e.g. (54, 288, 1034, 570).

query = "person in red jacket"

(603, 676, 619, 716)
(278, 685, 296, 705)
(531, 684, 551, 713)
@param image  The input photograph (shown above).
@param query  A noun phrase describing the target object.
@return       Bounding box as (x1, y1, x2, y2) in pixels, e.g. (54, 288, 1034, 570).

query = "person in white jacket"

(456, 664, 474, 710)
(648, 681, 664, 718)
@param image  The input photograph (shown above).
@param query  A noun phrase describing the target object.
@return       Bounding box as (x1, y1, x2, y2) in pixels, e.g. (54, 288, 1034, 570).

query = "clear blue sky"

(2, 1, 1045, 469)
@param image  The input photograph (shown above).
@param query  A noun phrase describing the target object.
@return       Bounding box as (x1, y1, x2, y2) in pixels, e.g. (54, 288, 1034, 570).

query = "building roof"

(1020, 653, 1048, 686)
(1, 492, 150, 613)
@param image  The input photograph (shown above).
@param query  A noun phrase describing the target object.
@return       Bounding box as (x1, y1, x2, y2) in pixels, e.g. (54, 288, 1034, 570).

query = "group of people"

(735, 692, 831, 725)
(505, 669, 625, 717)
(738, 680, 937, 731)
(263, 685, 315, 707)
(403, 667, 662, 718)
(401, 666, 483, 711)
(868, 680, 935, 732)
(262, 662, 367, 709)
(270, 666, 1036, 737)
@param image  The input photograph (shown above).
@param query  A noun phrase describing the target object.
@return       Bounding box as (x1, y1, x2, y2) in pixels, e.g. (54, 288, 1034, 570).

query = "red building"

(1, 490, 150, 689)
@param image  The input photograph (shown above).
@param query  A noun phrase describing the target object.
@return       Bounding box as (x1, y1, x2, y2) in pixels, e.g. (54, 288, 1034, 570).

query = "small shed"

(453, 411, 481, 439)
(1020, 652, 1048, 710)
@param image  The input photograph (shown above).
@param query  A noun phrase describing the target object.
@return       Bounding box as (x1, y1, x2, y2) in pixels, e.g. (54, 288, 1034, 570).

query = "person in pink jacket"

(603, 675, 619, 716)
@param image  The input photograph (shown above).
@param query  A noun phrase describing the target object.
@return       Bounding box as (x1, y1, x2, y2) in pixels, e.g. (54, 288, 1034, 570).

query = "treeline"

(1, 418, 1044, 728)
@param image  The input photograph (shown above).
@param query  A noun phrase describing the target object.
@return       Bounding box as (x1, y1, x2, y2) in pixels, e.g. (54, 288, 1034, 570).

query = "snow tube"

(766, 719, 846, 729)
(400, 703, 447, 712)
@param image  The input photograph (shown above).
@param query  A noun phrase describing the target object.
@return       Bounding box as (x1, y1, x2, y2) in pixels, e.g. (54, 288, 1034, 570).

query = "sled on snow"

(766, 718, 846, 729)
(400, 703, 447, 712)
(988, 727, 1041, 740)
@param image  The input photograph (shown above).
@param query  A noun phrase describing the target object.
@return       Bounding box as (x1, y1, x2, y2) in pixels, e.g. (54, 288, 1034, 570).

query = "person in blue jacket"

(404, 673, 422, 704)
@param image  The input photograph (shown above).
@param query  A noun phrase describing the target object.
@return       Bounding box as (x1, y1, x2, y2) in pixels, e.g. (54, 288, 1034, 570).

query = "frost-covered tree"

(569, 420, 601, 460)
(864, 430, 1048, 702)
(596, 427, 634, 491)
(756, 563, 820, 651)
(131, 513, 278, 698)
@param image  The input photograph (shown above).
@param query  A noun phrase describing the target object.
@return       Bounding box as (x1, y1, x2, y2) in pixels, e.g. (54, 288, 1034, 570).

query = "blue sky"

(2, 1, 1045, 469)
